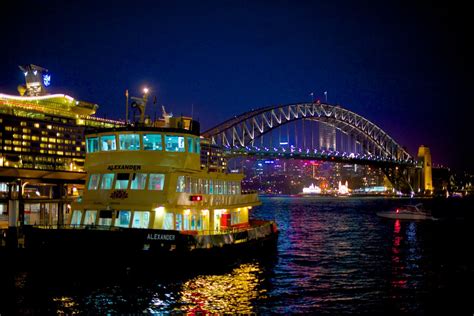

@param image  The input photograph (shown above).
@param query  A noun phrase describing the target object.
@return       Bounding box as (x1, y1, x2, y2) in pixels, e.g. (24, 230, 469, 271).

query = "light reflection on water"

(172, 263, 264, 314)
(3, 196, 471, 315)
(51, 262, 266, 314)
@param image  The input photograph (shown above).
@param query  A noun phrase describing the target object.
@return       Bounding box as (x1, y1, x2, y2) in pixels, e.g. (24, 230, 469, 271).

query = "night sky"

(1, 1, 472, 172)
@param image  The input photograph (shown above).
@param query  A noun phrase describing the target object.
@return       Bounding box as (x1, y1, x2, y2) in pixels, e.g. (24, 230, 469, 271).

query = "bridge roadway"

(225, 145, 417, 168)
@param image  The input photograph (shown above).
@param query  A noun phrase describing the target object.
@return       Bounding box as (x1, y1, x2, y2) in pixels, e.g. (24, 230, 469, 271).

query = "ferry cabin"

(70, 125, 260, 235)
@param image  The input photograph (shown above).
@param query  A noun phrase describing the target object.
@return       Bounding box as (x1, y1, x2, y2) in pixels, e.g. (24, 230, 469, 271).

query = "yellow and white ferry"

(24, 111, 278, 262)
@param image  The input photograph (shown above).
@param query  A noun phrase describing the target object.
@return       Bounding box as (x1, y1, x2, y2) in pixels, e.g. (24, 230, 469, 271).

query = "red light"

(396, 209, 399, 213)
(190, 195, 202, 202)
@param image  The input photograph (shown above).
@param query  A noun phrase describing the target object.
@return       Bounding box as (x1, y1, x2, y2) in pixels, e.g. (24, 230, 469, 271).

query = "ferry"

(23, 107, 278, 264)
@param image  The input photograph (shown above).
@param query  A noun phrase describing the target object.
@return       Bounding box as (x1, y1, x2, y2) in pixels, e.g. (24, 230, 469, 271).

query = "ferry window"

(191, 178, 198, 194)
(176, 214, 183, 230)
(184, 212, 190, 230)
(86, 137, 99, 153)
(100, 135, 116, 151)
(143, 134, 162, 151)
(163, 213, 174, 229)
(149, 174, 165, 190)
(115, 210, 131, 228)
(200, 212, 209, 231)
(98, 210, 113, 226)
(132, 211, 150, 228)
(209, 179, 214, 194)
(88, 174, 100, 190)
(185, 177, 191, 193)
(192, 214, 200, 230)
(195, 138, 200, 154)
(203, 179, 209, 194)
(100, 173, 114, 189)
(176, 176, 185, 192)
(131, 173, 147, 190)
(165, 135, 185, 152)
(115, 173, 130, 189)
(70, 210, 82, 226)
(84, 210, 97, 225)
(231, 210, 240, 225)
(223, 181, 228, 195)
(187, 137, 194, 153)
(119, 134, 140, 151)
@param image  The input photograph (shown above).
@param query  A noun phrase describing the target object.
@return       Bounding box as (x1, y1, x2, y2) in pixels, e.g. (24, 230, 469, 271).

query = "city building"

(319, 122, 336, 151)
(0, 65, 123, 225)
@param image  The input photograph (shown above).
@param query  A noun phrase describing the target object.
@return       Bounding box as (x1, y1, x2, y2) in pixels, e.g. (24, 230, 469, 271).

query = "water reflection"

(172, 263, 265, 314)
(50, 262, 266, 314)
(391, 219, 407, 289)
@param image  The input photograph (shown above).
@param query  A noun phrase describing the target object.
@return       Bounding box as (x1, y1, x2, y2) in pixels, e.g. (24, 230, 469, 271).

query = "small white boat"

(377, 203, 436, 220)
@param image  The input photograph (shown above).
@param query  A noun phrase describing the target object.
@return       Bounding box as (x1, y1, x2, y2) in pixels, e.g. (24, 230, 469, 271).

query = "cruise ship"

(1, 65, 123, 241)
(24, 99, 278, 263)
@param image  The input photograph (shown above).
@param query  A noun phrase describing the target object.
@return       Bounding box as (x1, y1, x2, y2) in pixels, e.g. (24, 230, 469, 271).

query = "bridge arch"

(203, 102, 412, 161)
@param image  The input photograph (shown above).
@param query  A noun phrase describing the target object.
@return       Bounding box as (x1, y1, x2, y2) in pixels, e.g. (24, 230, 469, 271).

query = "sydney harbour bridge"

(202, 101, 429, 194)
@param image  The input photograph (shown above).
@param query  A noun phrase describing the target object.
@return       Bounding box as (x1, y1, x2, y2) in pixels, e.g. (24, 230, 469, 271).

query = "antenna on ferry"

(125, 89, 129, 123)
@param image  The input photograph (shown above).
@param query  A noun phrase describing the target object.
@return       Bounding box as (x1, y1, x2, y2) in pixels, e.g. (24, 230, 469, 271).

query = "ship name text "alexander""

(107, 165, 141, 171)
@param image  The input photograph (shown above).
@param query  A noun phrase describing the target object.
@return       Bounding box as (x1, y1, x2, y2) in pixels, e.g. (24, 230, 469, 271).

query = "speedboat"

(376, 203, 436, 220)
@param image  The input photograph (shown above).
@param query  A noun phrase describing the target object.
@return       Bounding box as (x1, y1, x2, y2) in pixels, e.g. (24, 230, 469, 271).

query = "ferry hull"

(22, 223, 278, 266)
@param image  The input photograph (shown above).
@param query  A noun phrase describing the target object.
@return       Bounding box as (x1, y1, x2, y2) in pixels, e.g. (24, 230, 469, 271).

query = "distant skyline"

(1, 1, 472, 172)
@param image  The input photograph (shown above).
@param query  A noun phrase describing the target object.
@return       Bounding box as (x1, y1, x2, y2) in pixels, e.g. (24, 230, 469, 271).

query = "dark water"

(1, 197, 472, 315)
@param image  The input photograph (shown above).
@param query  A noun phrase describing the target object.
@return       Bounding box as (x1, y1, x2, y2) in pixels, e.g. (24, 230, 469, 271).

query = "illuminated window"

(47, 125, 52, 130)
(143, 134, 162, 150)
(163, 213, 174, 229)
(100, 135, 116, 151)
(165, 135, 185, 152)
(84, 210, 97, 225)
(86, 137, 99, 153)
(88, 174, 100, 190)
(130, 173, 147, 190)
(32, 136, 39, 141)
(5, 127, 12, 131)
(100, 173, 114, 189)
(57, 151, 64, 156)
(176, 175, 185, 192)
(132, 211, 150, 228)
(70, 210, 83, 226)
(175, 214, 183, 230)
(119, 134, 140, 150)
(49, 138, 56, 143)
(115, 210, 131, 228)
(20, 122, 27, 126)
(195, 138, 200, 153)
(34, 123, 40, 128)
(22, 128, 30, 133)
(148, 174, 165, 190)
(41, 137, 48, 142)
(115, 173, 130, 189)
(209, 179, 214, 194)
(187, 137, 194, 153)
(98, 210, 113, 226)
(231, 210, 241, 225)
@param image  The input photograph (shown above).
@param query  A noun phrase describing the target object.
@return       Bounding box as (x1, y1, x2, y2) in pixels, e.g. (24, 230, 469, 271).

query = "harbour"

(1, 196, 471, 314)
(1, 1, 473, 313)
